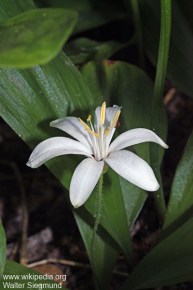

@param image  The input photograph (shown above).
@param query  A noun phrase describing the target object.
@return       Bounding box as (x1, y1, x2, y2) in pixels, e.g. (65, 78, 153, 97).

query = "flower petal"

(105, 150, 159, 191)
(70, 158, 104, 208)
(94, 105, 121, 129)
(109, 128, 168, 153)
(95, 105, 121, 149)
(50, 117, 92, 149)
(27, 137, 92, 168)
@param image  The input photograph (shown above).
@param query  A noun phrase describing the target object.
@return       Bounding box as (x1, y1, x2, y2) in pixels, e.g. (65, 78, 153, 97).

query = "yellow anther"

(79, 117, 99, 137)
(110, 110, 121, 128)
(88, 130, 99, 137)
(79, 118, 91, 131)
(87, 115, 92, 122)
(100, 102, 106, 125)
(104, 127, 110, 136)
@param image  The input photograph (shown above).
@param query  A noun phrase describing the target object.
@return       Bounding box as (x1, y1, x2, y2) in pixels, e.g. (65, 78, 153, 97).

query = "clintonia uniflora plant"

(27, 102, 168, 207)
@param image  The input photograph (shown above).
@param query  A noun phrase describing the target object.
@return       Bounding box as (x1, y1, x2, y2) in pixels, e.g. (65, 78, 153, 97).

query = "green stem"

(90, 174, 103, 254)
(130, 0, 145, 68)
(151, 0, 171, 223)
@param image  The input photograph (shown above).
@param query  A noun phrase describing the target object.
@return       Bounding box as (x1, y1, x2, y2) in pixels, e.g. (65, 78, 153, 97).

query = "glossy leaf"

(65, 37, 127, 65)
(0, 220, 6, 275)
(140, 0, 193, 97)
(0, 260, 68, 289)
(0, 8, 78, 68)
(37, 0, 127, 33)
(122, 218, 193, 289)
(163, 130, 193, 235)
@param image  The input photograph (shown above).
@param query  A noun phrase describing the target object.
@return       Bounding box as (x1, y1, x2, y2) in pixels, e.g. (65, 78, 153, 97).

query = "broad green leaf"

(65, 37, 127, 65)
(119, 177, 146, 228)
(140, 0, 193, 97)
(0, 0, 35, 22)
(0, 8, 78, 68)
(0, 260, 68, 289)
(74, 209, 118, 290)
(37, 0, 127, 34)
(163, 130, 193, 235)
(74, 159, 144, 285)
(122, 218, 193, 289)
(85, 169, 134, 263)
(0, 220, 6, 275)
(0, 53, 94, 184)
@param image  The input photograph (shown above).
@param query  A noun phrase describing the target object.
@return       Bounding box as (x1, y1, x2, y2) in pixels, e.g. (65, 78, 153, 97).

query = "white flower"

(27, 102, 168, 208)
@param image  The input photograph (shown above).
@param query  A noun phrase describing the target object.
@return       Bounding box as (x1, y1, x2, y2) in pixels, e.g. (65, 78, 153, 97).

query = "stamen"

(110, 110, 121, 128)
(79, 118, 91, 131)
(87, 115, 91, 122)
(100, 102, 106, 125)
(79, 118, 99, 137)
(87, 130, 99, 137)
(104, 127, 110, 136)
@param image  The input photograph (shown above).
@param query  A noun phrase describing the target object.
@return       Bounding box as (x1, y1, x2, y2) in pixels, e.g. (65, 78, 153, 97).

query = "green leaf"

(84, 169, 135, 263)
(0, 53, 94, 185)
(0, 260, 68, 289)
(0, 8, 78, 68)
(75, 169, 145, 287)
(140, 0, 193, 97)
(122, 218, 193, 289)
(0, 220, 6, 275)
(65, 37, 127, 65)
(38, 0, 127, 34)
(0, 0, 36, 22)
(149, 0, 171, 222)
(163, 130, 193, 235)
(74, 209, 118, 290)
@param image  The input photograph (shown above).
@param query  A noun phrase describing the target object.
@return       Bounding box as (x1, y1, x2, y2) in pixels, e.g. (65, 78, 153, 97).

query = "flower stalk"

(90, 173, 103, 254)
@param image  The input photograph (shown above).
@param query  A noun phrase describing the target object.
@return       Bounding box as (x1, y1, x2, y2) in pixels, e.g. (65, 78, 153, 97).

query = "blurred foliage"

(0, 8, 78, 67)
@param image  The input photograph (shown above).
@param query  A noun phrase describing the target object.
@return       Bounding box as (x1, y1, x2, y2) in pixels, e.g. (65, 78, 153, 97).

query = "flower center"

(79, 102, 121, 161)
